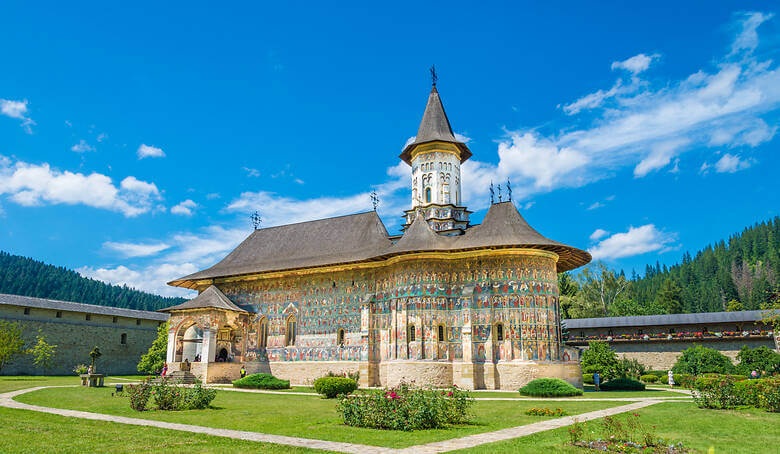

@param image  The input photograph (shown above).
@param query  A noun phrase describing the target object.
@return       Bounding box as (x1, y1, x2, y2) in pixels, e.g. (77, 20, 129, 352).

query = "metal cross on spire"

(370, 190, 380, 211)
(250, 211, 262, 230)
(489, 182, 495, 204)
(506, 180, 512, 202)
(430, 65, 438, 87)
(498, 184, 503, 202)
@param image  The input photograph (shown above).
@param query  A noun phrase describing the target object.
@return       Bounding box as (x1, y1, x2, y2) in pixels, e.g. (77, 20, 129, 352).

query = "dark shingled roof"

(563, 310, 775, 329)
(170, 211, 392, 286)
(168, 202, 590, 291)
(400, 86, 472, 164)
(159, 285, 247, 313)
(0, 293, 169, 321)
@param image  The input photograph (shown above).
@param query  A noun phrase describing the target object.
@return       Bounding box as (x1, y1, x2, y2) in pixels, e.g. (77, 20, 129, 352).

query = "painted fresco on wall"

(217, 253, 562, 363)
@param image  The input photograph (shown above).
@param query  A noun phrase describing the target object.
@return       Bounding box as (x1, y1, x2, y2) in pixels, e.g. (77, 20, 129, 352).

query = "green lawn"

(15, 385, 621, 448)
(454, 402, 780, 454)
(0, 407, 323, 454)
(470, 388, 685, 399)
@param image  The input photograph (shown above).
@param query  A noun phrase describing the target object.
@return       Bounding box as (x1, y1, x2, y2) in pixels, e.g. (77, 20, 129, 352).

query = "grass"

(453, 402, 780, 453)
(0, 407, 323, 454)
(15, 385, 621, 448)
(469, 387, 685, 399)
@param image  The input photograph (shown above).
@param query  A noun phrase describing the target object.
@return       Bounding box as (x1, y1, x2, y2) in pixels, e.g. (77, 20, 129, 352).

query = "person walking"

(593, 371, 600, 391)
(240, 365, 247, 379)
(668, 370, 675, 388)
(161, 363, 168, 377)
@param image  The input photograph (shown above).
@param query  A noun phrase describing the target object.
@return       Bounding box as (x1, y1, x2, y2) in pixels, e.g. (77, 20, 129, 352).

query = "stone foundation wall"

(495, 360, 582, 390)
(0, 305, 162, 376)
(244, 361, 360, 386)
(380, 361, 453, 388)
(610, 339, 777, 370)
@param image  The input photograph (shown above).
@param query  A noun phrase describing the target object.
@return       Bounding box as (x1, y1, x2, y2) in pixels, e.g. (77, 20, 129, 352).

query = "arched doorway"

(182, 325, 203, 362)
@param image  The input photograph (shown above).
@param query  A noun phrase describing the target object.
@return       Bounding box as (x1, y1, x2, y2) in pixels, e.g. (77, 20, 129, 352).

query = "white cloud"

(243, 167, 260, 177)
(103, 241, 170, 258)
(96, 133, 108, 142)
(611, 53, 659, 74)
(78, 263, 198, 298)
(137, 144, 165, 159)
(71, 140, 95, 153)
(588, 202, 605, 210)
(589, 228, 610, 241)
(714, 153, 753, 173)
(206, 193, 220, 200)
(0, 99, 35, 133)
(588, 224, 676, 260)
(730, 12, 774, 56)
(633, 139, 690, 177)
(171, 199, 197, 216)
(294, 178, 304, 185)
(0, 157, 161, 217)
(563, 81, 624, 115)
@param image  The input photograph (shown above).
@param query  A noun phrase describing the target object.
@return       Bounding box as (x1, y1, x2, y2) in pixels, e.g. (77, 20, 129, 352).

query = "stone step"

(159, 371, 198, 384)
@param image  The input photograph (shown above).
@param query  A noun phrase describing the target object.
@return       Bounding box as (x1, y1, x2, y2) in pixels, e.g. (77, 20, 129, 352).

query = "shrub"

(336, 384, 473, 430)
(581, 341, 621, 380)
(232, 373, 290, 390)
(314, 377, 357, 398)
(691, 375, 741, 409)
(640, 374, 658, 383)
(325, 370, 361, 382)
(616, 358, 647, 379)
(600, 377, 645, 391)
(525, 407, 567, 416)
(128, 377, 217, 411)
(582, 373, 595, 385)
(733, 378, 780, 411)
(674, 373, 695, 388)
(73, 364, 88, 375)
(648, 370, 668, 378)
(519, 378, 583, 397)
(672, 345, 734, 375)
(736, 345, 780, 376)
(126, 380, 152, 411)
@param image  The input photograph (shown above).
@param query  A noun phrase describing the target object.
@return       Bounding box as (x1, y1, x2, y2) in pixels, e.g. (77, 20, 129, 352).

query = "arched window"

(258, 318, 268, 348)
(495, 323, 504, 342)
(337, 328, 345, 347)
(120, 333, 127, 345)
(409, 325, 416, 342)
(285, 315, 297, 346)
(437, 324, 446, 342)
(425, 187, 432, 203)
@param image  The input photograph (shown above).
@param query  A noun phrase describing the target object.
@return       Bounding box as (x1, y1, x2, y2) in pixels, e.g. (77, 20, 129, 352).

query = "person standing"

(240, 365, 247, 379)
(161, 363, 168, 377)
(751, 370, 759, 379)
(593, 371, 600, 391)
(668, 370, 675, 388)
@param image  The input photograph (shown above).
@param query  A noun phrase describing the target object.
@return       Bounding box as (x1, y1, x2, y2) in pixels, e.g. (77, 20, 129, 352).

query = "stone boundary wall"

(1, 305, 161, 376)
(610, 338, 777, 370)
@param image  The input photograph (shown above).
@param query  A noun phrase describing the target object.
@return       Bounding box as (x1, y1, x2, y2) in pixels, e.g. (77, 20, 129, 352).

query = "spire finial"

(507, 180, 512, 202)
(430, 65, 438, 87)
(370, 190, 380, 211)
(498, 184, 503, 202)
(489, 182, 495, 204)
(250, 211, 262, 230)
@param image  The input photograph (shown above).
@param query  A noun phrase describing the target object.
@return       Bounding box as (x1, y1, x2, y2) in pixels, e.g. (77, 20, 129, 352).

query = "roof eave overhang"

(399, 140, 472, 165)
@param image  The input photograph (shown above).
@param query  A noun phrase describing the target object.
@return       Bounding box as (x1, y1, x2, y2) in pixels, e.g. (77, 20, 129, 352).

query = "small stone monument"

(80, 346, 105, 387)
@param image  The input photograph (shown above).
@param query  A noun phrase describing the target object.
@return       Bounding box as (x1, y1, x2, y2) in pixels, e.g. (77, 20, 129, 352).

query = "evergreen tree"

(655, 278, 683, 314)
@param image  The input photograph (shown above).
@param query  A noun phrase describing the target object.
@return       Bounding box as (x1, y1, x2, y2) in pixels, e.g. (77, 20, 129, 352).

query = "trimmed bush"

(672, 345, 734, 375)
(600, 377, 645, 391)
(648, 370, 668, 378)
(336, 384, 473, 430)
(314, 376, 357, 398)
(733, 378, 780, 411)
(692, 375, 741, 409)
(519, 378, 583, 397)
(232, 373, 290, 390)
(736, 345, 780, 375)
(673, 373, 695, 388)
(640, 374, 658, 383)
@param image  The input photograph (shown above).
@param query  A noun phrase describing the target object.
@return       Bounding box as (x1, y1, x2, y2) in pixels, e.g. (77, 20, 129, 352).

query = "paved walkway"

(0, 384, 680, 453)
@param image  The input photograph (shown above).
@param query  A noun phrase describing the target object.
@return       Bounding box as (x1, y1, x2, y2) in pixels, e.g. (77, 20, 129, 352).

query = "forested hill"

(561, 217, 780, 319)
(631, 216, 780, 313)
(0, 251, 185, 311)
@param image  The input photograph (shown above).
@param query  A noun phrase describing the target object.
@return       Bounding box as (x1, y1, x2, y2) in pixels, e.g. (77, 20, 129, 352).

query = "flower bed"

(693, 375, 780, 411)
(336, 384, 473, 430)
(525, 407, 567, 416)
(126, 377, 216, 411)
(568, 413, 691, 453)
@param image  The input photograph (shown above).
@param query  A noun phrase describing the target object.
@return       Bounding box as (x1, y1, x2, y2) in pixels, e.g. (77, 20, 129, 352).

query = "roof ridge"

(253, 210, 382, 232)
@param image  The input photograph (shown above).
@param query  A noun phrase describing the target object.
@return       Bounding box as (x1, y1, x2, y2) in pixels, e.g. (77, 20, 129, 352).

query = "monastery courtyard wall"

(609, 338, 777, 370)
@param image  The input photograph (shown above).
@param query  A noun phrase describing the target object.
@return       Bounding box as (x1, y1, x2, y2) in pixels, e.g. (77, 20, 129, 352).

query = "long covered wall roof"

(563, 310, 775, 329)
(169, 202, 590, 289)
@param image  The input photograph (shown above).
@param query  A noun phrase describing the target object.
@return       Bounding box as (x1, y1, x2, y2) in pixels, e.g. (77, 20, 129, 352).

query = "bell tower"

(400, 75, 472, 235)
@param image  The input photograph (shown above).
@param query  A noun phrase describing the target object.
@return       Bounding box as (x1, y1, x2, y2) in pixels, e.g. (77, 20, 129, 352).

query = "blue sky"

(1, 2, 778, 297)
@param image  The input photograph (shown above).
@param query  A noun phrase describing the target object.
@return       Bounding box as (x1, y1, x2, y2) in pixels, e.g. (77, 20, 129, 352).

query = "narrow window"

(23, 307, 30, 315)
(425, 187, 432, 203)
(120, 333, 127, 345)
(56, 311, 62, 318)
(112, 316, 118, 323)
(409, 325, 416, 342)
(496, 323, 504, 342)
(136, 319, 141, 325)
(338, 328, 345, 347)
(438, 324, 446, 342)
(285, 315, 297, 346)
(86, 314, 91, 321)
(258, 318, 268, 348)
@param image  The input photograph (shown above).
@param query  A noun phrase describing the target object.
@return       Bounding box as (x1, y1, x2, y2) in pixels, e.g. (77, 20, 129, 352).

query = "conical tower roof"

(400, 85, 472, 164)
(159, 285, 248, 313)
(386, 213, 456, 254)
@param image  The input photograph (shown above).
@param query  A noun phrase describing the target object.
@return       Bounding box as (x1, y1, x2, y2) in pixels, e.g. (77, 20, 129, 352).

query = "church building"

(162, 81, 591, 389)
